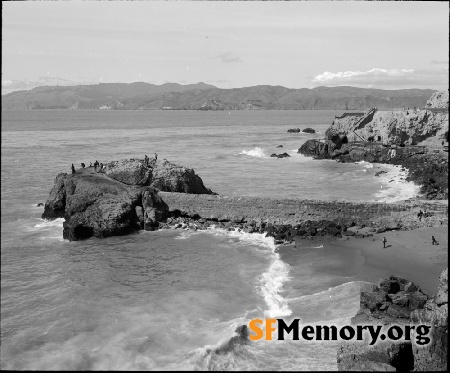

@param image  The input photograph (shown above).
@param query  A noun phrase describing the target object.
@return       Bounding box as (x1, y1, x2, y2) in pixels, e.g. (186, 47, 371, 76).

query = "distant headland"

(1, 82, 439, 111)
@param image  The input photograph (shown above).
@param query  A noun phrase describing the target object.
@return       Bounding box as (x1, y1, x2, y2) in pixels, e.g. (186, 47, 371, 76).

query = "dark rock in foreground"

(337, 268, 448, 371)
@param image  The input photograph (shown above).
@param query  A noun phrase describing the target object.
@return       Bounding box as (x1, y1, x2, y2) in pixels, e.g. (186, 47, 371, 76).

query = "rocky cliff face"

(326, 109, 448, 147)
(337, 268, 448, 371)
(42, 158, 214, 240)
(298, 91, 449, 199)
(410, 268, 448, 371)
(426, 91, 449, 109)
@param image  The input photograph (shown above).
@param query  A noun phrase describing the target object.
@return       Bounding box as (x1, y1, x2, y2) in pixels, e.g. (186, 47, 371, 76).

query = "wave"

(239, 147, 266, 158)
(204, 226, 292, 319)
(34, 218, 65, 229)
(31, 218, 66, 241)
(373, 165, 420, 203)
(354, 160, 374, 169)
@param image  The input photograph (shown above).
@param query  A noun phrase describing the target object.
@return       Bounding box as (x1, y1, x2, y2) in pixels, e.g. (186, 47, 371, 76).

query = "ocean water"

(1, 110, 420, 370)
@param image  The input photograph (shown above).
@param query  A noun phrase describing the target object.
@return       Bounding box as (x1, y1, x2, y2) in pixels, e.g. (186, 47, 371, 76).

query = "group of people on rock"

(71, 160, 104, 174)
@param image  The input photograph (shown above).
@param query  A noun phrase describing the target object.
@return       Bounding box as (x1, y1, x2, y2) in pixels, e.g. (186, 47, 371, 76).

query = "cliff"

(298, 91, 449, 199)
(2, 84, 436, 111)
(337, 268, 448, 371)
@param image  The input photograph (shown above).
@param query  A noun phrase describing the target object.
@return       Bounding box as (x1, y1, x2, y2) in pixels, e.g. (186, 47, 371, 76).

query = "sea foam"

(374, 165, 420, 203)
(239, 147, 266, 158)
(203, 226, 292, 318)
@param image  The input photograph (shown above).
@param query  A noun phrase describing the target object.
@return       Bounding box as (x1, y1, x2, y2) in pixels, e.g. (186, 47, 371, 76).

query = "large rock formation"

(426, 91, 449, 109)
(410, 268, 448, 371)
(337, 269, 448, 371)
(298, 91, 449, 199)
(42, 158, 214, 240)
(104, 158, 214, 194)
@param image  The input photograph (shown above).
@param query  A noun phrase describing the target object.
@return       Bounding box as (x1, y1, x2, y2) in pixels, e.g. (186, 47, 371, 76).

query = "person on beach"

(71, 164, 75, 174)
(432, 236, 439, 245)
(155, 153, 158, 161)
(382, 236, 387, 248)
(417, 210, 424, 221)
(144, 155, 149, 167)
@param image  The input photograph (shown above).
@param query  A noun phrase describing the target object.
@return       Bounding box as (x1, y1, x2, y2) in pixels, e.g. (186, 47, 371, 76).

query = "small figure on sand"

(432, 236, 439, 245)
(417, 210, 424, 221)
(71, 164, 76, 174)
(144, 154, 149, 167)
(382, 236, 387, 248)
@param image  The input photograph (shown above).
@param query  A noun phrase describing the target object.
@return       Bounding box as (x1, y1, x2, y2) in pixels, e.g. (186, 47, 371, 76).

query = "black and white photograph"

(1, 1, 448, 370)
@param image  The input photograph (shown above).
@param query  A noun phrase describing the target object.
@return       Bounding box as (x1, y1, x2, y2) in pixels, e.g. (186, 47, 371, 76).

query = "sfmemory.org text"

(249, 319, 431, 345)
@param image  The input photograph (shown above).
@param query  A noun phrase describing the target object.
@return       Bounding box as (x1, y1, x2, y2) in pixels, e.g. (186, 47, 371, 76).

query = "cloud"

(215, 52, 243, 63)
(312, 65, 448, 89)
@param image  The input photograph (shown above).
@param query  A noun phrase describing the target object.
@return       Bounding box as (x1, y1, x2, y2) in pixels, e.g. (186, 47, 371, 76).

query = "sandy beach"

(281, 226, 448, 296)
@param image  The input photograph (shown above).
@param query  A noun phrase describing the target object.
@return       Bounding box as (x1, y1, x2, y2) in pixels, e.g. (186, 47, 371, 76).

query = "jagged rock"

(42, 173, 67, 220)
(270, 152, 291, 158)
(425, 91, 449, 109)
(150, 159, 215, 194)
(104, 159, 152, 185)
(410, 268, 448, 371)
(42, 158, 214, 240)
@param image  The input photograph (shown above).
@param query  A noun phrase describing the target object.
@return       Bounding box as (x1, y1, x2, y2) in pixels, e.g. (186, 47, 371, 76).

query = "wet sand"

(279, 226, 448, 296)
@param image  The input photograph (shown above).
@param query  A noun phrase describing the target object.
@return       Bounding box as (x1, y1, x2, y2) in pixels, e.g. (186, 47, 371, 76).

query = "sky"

(2, 1, 449, 94)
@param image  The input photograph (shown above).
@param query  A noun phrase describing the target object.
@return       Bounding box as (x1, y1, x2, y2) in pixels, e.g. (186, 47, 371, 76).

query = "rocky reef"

(42, 158, 215, 240)
(298, 91, 449, 199)
(337, 268, 448, 371)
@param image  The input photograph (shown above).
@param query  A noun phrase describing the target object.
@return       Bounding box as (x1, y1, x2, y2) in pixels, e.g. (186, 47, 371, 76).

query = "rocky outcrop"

(42, 158, 214, 240)
(298, 139, 448, 199)
(105, 158, 215, 194)
(410, 268, 448, 371)
(270, 152, 291, 158)
(298, 92, 449, 200)
(426, 91, 449, 109)
(302, 127, 316, 134)
(287, 128, 301, 133)
(337, 270, 448, 371)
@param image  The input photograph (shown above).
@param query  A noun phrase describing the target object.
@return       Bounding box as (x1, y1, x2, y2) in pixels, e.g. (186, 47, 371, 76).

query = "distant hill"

(1, 82, 436, 110)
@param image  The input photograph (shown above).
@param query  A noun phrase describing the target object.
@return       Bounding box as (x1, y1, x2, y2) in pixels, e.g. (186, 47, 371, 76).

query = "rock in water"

(41, 158, 215, 240)
(287, 128, 301, 133)
(302, 127, 316, 133)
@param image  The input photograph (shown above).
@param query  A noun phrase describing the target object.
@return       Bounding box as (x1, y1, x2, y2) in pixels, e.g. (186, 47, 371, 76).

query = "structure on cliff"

(298, 91, 449, 199)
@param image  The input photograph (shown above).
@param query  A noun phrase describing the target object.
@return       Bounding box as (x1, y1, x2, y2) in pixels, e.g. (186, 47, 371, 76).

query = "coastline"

(279, 226, 448, 296)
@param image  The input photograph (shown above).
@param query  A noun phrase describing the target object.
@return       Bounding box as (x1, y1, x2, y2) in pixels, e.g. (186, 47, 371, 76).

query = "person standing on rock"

(71, 164, 76, 174)
(155, 153, 158, 161)
(418, 210, 424, 221)
(382, 236, 387, 248)
(144, 155, 149, 167)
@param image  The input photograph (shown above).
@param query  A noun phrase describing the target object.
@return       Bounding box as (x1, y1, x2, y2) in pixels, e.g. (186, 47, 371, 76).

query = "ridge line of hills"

(1, 82, 438, 110)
